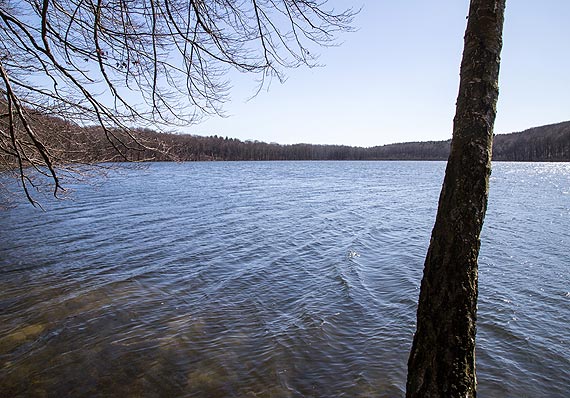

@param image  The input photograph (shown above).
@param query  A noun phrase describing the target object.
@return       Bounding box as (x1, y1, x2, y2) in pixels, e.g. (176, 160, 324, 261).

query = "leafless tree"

(0, 0, 355, 205)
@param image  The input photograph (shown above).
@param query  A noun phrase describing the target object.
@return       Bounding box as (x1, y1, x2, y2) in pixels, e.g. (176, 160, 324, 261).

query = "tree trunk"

(406, 1, 506, 397)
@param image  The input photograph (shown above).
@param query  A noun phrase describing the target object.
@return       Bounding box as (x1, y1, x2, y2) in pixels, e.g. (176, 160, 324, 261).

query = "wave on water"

(1, 161, 569, 397)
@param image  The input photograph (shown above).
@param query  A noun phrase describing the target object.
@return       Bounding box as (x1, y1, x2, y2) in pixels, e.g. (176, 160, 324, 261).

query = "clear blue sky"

(190, 1, 569, 147)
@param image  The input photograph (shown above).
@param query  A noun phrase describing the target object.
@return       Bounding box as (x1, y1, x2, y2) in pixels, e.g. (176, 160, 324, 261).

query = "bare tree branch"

(0, 0, 355, 205)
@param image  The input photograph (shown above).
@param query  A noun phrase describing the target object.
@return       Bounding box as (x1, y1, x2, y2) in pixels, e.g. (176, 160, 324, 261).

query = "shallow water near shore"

(1, 161, 569, 397)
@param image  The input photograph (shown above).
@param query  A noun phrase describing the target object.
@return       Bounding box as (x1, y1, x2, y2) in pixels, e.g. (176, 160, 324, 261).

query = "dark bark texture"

(406, 1, 506, 397)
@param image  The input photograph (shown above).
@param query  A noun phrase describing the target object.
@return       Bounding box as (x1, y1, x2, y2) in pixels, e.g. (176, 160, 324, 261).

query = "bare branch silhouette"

(0, 0, 355, 205)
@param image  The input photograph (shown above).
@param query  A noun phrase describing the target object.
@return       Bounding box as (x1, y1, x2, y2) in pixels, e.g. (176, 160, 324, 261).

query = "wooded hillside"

(3, 110, 569, 169)
(121, 120, 570, 162)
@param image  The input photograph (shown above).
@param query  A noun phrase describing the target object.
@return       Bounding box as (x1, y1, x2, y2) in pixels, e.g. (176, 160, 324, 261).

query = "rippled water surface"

(1, 161, 569, 397)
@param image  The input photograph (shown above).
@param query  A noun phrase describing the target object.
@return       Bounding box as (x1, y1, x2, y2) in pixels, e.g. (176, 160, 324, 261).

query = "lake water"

(0, 161, 568, 397)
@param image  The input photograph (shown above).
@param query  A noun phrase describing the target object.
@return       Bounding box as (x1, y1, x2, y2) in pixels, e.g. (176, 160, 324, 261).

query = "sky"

(186, 1, 570, 147)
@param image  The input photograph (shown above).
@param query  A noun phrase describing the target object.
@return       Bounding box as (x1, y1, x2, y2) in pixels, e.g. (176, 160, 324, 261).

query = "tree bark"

(406, 1, 506, 397)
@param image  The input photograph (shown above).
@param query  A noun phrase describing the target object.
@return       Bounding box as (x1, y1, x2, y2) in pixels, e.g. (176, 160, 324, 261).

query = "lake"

(0, 161, 569, 397)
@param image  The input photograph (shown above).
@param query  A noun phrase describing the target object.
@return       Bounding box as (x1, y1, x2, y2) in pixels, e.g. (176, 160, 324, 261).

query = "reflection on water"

(1, 161, 569, 397)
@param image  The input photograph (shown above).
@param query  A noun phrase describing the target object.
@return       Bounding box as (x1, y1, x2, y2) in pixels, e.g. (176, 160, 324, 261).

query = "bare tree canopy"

(0, 0, 355, 205)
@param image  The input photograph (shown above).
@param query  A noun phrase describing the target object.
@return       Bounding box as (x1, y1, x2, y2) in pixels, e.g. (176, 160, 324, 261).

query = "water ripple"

(1, 161, 569, 397)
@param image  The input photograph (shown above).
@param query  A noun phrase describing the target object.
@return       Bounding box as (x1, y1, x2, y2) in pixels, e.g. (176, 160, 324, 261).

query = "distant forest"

(92, 120, 570, 162)
(3, 110, 570, 168)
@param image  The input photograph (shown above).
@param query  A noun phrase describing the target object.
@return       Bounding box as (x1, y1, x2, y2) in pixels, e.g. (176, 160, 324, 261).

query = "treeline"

(492, 122, 570, 161)
(123, 121, 570, 162)
(3, 108, 570, 170)
(81, 129, 455, 162)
